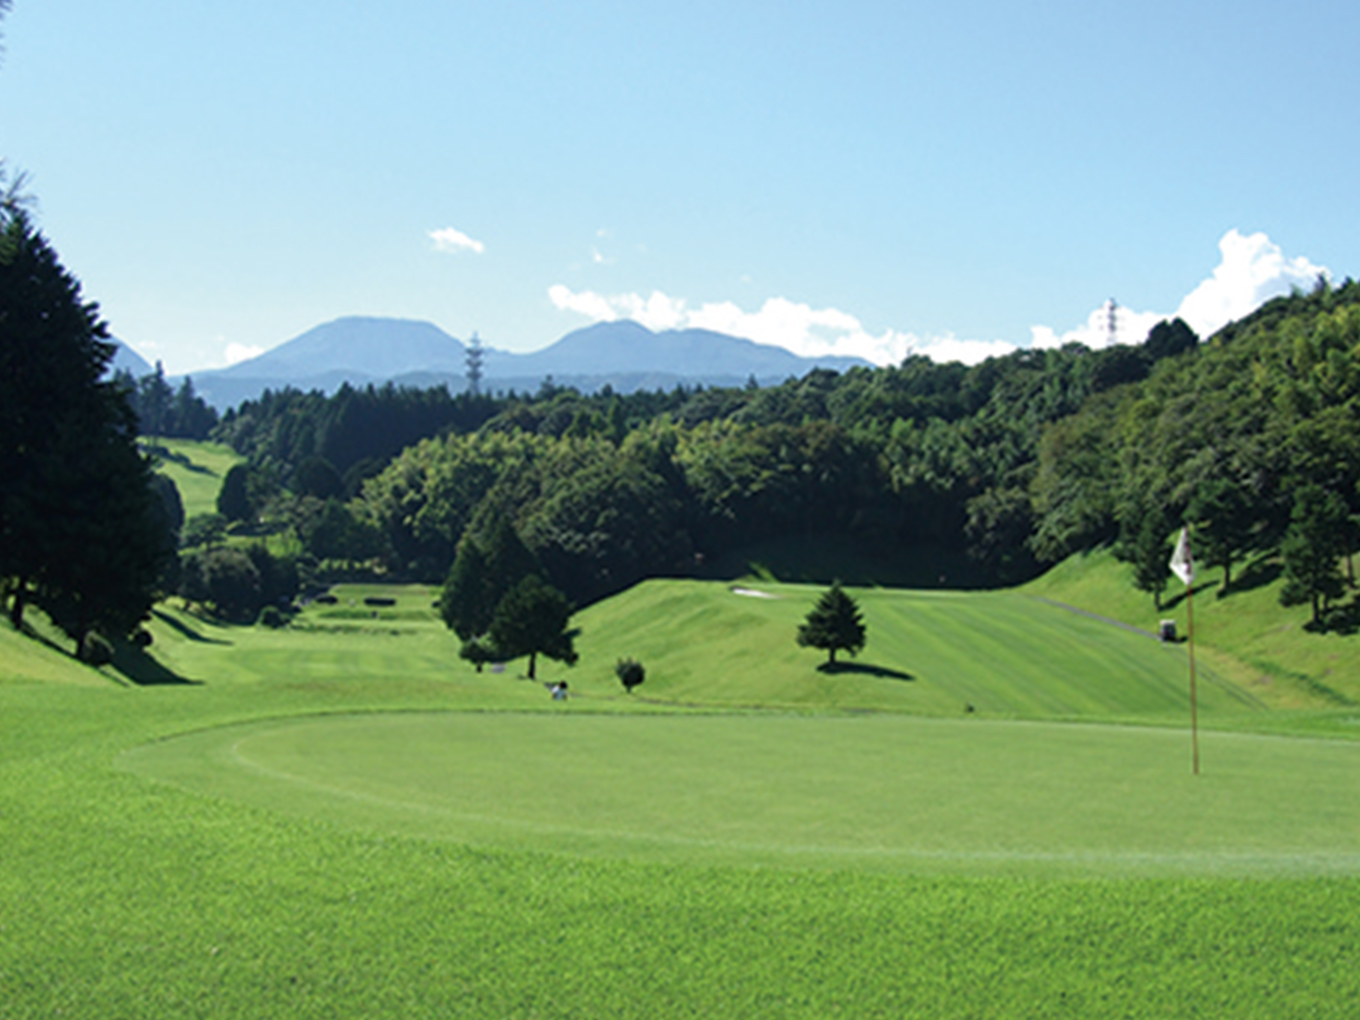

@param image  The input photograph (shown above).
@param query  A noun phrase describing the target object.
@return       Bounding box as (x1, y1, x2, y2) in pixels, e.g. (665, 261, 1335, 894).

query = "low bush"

(615, 657, 645, 693)
(78, 630, 115, 666)
(257, 604, 287, 629)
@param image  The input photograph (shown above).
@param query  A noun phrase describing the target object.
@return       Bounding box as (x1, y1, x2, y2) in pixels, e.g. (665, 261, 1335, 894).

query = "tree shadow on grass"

(817, 661, 914, 681)
(144, 443, 216, 474)
(1223, 555, 1282, 597)
(110, 639, 200, 686)
(1305, 599, 1360, 636)
(1160, 579, 1218, 611)
(151, 608, 231, 645)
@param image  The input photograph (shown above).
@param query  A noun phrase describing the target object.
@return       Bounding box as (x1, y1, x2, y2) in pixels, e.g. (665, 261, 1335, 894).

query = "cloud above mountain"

(551, 229, 1329, 367)
(548, 286, 921, 366)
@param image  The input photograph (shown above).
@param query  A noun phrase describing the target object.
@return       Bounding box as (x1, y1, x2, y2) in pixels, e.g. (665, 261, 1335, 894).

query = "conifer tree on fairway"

(797, 581, 866, 665)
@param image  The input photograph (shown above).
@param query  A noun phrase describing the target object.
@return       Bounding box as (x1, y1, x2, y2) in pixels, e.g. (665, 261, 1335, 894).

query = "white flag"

(1169, 526, 1195, 586)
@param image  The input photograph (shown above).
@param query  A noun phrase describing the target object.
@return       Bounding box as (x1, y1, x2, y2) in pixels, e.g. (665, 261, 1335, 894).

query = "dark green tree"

(182, 512, 227, 549)
(615, 657, 645, 693)
(441, 535, 492, 641)
(294, 456, 344, 500)
(136, 361, 173, 438)
(169, 376, 218, 438)
(487, 574, 578, 680)
(1187, 477, 1252, 594)
(1279, 484, 1348, 625)
(1, 195, 168, 641)
(1124, 504, 1172, 610)
(440, 515, 541, 640)
(796, 582, 866, 665)
(197, 546, 262, 620)
(217, 463, 253, 523)
(1143, 318, 1198, 362)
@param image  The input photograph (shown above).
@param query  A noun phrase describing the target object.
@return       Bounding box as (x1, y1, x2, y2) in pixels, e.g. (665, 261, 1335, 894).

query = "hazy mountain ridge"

(179, 316, 872, 408)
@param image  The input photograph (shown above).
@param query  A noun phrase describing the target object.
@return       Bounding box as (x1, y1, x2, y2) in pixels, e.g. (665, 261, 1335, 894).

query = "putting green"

(120, 712, 1360, 876)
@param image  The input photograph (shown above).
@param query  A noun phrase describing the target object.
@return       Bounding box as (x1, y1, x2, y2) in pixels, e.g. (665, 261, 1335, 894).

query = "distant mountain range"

(108, 339, 153, 378)
(166, 317, 871, 409)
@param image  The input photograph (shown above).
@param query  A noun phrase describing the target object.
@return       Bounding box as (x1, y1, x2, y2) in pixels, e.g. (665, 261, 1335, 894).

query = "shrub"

(132, 628, 154, 648)
(78, 630, 115, 666)
(257, 604, 286, 629)
(615, 657, 645, 693)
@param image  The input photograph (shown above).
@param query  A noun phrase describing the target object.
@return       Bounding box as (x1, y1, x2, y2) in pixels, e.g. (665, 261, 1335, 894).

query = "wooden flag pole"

(1170, 524, 1200, 776)
(1186, 574, 1199, 776)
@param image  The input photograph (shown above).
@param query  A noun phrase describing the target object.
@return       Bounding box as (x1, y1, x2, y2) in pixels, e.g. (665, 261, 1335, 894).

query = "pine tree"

(796, 581, 866, 665)
(0, 198, 170, 642)
(440, 515, 543, 641)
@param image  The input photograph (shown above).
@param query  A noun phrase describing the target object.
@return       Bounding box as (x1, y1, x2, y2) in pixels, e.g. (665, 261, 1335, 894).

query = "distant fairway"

(142, 437, 244, 518)
(568, 579, 1260, 721)
(121, 711, 1360, 877)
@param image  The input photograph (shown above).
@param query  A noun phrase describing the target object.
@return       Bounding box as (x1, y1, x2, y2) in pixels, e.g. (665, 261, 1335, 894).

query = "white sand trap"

(731, 586, 778, 598)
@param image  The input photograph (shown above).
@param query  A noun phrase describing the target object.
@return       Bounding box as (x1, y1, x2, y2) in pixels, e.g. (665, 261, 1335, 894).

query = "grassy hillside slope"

(1022, 546, 1360, 719)
(568, 579, 1258, 724)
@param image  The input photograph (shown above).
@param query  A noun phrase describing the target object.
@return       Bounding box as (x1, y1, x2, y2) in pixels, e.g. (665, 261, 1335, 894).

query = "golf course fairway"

(121, 711, 1360, 877)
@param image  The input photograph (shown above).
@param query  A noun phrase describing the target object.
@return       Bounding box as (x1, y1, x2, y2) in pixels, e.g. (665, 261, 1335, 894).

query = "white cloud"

(548, 229, 1329, 369)
(547, 285, 1016, 366)
(1031, 229, 1330, 350)
(1175, 229, 1328, 337)
(428, 226, 485, 255)
(224, 342, 264, 366)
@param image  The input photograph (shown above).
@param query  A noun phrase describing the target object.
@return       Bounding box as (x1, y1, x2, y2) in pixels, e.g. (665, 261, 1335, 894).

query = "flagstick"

(1170, 525, 1201, 776)
(1186, 577, 1199, 776)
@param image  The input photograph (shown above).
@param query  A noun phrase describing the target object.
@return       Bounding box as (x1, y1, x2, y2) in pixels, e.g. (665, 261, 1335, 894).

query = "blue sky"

(2, 1, 1356, 373)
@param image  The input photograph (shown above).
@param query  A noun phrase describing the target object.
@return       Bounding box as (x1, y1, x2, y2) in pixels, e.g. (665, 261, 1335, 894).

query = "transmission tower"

(1106, 298, 1119, 347)
(466, 331, 484, 396)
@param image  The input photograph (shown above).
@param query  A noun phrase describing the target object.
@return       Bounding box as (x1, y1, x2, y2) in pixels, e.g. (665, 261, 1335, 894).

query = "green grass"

(5, 574, 1360, 1016)
(123, 711, 1360, 877)
(569, 580, 1259, 723)
(1023, 545, 1360, 716)
(143, 437, 244, 519)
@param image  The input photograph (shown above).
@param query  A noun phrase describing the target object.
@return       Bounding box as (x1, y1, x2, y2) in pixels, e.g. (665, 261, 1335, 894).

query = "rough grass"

(5, 574, 1360, 1017)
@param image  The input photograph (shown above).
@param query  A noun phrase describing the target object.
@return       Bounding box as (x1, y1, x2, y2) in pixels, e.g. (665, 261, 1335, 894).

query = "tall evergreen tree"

(0, 199, 169, 643)
(440, 514, 542, 641)
(217, 463, 253, 523)
(796, 582, 867, 665)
